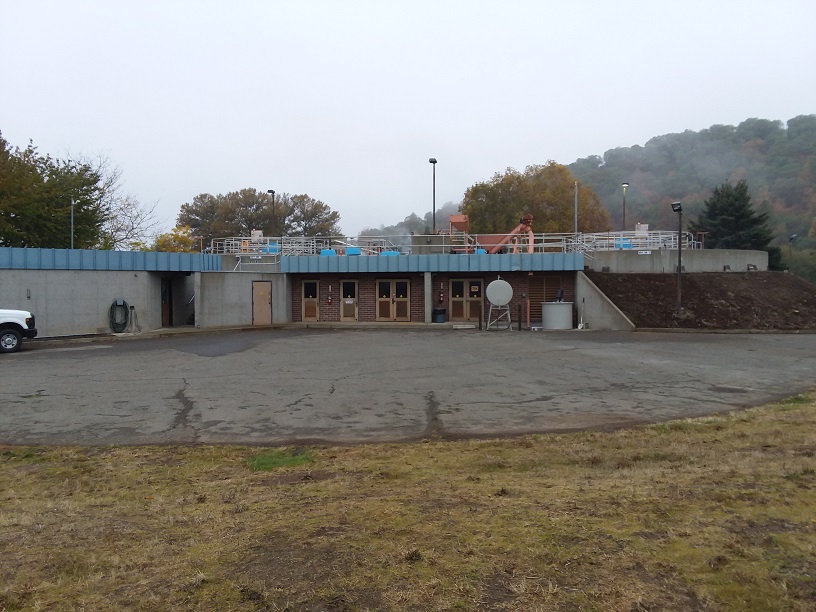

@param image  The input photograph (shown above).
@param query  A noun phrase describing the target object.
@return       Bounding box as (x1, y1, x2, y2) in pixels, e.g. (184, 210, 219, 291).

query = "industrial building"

(0, 216, 768, 338)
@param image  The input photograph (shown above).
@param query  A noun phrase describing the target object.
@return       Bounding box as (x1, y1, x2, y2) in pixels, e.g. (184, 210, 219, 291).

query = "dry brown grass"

(2, 394, 815, 611)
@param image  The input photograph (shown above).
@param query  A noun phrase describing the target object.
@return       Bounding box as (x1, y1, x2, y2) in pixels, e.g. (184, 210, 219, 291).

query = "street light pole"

(267, 190, 276, 236)
(621, 182, 629, 232)
(671, 201, 683, 311)
(70, 198, 75, 249)
(429, 158, 437, 233)
(574, 180, 578, 235)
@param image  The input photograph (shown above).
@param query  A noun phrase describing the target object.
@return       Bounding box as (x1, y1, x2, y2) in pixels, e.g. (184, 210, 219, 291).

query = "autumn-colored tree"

(153, 225, 199, 252)
(461, 161, 610, 234)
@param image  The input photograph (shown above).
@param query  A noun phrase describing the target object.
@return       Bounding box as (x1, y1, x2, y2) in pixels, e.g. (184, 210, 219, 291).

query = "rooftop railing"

(210, 230, 695, 257)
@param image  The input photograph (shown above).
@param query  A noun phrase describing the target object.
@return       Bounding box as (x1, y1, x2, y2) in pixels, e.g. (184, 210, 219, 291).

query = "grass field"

(1, 393, 815, 611)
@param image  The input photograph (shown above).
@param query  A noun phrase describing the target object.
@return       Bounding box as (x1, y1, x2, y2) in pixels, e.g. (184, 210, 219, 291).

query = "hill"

(585, 271, 816, 330)
(570, 116, 816, 248)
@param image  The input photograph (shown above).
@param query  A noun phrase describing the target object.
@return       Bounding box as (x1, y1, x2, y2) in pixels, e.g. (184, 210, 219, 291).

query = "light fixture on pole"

(429, 158, 437, 234)
(621, 182, 629, 232)
(671, 201, 683, 311)
(70, 198, 75, 249)
(267, 190, 276, 236)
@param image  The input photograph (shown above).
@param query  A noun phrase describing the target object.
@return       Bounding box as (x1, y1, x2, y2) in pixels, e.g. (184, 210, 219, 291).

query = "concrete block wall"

(574, 271, 636, 331)
(586, 249, 769, 273)
(0, 269, 161, 336)
(196, 272, 290, 328)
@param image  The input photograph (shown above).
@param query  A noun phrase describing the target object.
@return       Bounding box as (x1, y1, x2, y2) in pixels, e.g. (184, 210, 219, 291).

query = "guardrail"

(210, 231, 694, 256)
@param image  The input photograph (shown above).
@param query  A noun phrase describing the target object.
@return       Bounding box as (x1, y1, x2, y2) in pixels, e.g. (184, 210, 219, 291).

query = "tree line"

(0, 132, 341, 252)
(0, 120, 797, 272)
(569, 115, 816, 248)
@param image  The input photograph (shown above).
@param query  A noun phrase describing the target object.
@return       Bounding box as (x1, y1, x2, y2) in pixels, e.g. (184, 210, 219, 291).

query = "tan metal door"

(466, 280, 483, 321)
(302, 281, 319, 321)
(252, 281, 272, 325)
(450, 279, 482, 321)
(376, 280, 410, 321)
(341, 281, 358, 321)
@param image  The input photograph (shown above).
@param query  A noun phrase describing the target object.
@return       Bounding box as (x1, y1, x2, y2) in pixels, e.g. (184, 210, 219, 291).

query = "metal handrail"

(210, 230, 694, 256)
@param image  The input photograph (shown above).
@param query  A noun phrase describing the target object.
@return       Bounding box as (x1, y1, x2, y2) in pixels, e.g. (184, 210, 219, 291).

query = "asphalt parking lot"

(2, 328, 815, 446)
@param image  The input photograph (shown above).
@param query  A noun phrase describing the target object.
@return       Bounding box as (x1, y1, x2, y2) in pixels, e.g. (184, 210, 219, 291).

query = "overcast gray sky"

(2, 1, 814, 235)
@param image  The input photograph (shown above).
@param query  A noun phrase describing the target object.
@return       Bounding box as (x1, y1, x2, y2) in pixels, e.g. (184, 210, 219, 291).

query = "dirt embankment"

(585, 271, 816, 330)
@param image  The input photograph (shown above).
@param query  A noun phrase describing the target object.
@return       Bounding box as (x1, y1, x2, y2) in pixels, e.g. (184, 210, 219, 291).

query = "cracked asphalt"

(2, 328, 815, 446)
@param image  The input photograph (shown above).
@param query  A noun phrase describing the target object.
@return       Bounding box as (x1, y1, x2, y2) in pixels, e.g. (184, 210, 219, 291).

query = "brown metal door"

(393, 280, 410, 321)
(302, 281, 319, 321)
(376, 281, 392, 320)
(376, 280, 410, 321)
(450, 280, 465, 320)
(161, 278, 172, 327)
(467, 280, 483, 322)
(252, 281, 272, 325)
(450, 279, 482, 321)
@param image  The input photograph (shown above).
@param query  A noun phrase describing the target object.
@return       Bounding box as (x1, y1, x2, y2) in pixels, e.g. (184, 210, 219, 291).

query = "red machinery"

(476, 214, 535, 254)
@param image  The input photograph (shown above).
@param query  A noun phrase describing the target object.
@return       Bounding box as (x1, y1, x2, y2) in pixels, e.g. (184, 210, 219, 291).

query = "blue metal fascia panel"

(274, 252, 582, 275)
(0, 247, 222, 271)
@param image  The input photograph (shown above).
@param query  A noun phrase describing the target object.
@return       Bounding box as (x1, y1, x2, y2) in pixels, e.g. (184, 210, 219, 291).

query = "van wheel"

(0, 328, 22, 353)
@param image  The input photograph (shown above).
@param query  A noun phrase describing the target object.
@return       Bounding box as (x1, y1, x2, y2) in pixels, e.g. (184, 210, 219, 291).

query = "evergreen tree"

(689, 180, 781, 269)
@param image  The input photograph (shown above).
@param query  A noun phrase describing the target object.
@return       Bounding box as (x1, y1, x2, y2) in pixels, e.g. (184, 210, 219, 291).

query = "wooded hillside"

(569, 116, 816, 246)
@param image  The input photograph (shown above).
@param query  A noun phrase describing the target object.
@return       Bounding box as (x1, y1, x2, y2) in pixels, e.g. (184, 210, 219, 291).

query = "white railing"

(210, 231, 695, 256)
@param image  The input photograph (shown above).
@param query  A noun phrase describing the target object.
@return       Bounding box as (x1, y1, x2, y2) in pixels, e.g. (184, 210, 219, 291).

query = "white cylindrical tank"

(542, 302, 573, 329)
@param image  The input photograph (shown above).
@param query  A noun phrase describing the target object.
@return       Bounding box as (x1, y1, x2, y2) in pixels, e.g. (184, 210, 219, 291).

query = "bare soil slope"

(585, 271, 816, 330)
